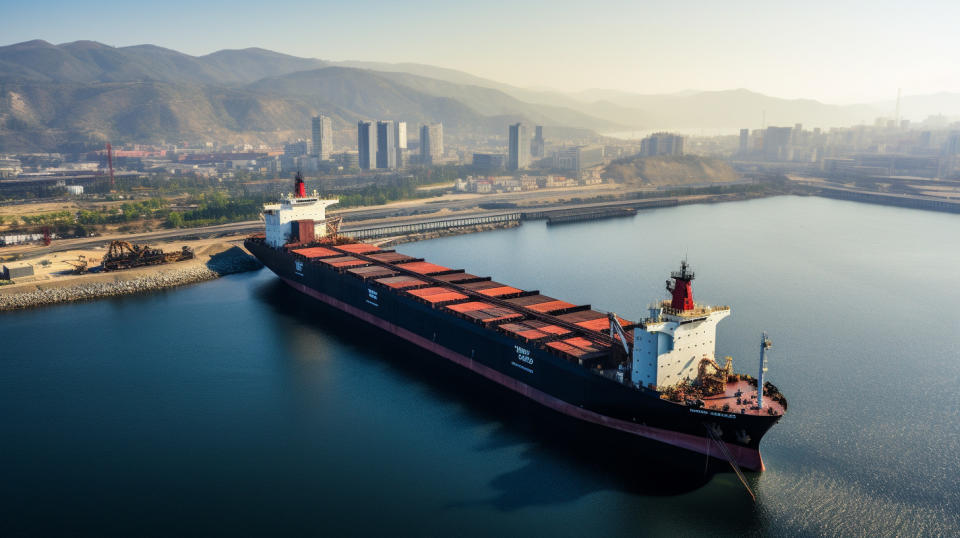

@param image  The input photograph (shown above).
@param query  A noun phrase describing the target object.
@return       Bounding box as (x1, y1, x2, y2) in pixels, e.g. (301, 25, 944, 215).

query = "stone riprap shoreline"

(0, 246, 262, 312)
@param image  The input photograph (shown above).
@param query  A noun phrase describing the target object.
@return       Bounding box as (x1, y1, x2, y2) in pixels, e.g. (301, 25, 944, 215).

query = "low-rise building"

(472, 153, 506, 170)
(2, 263, 34, 280)
(640, 133, 685, 157)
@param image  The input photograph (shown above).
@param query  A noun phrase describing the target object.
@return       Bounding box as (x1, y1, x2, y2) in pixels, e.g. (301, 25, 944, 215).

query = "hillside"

(604, 155, 739, 186)
(3, 39, 955, 152)
(248, 67, 617, 133)
(341, 64, 891, 130)
(0, 80, 318, 150)
(0, 40, 327, 85)
(0, 40, 613, 152)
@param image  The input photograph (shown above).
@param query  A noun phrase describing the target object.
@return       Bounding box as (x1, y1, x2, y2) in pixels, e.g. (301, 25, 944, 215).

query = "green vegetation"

(165, 192, 267, 228)
(77, 198, 168, 225)
(2, 164, 470, 236)
(6, 199, 169, 229)
(334, 178, 443, 208)
(161, 171, 453, 226)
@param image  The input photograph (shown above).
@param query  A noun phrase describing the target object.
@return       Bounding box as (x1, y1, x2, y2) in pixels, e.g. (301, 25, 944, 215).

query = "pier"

(798, 183, 960, 213)
(342, 197, 697, 239)
(343, 212, 522, 240)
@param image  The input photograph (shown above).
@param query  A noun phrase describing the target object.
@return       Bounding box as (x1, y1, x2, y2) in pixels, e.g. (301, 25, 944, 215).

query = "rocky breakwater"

(0, 245, 262, 312)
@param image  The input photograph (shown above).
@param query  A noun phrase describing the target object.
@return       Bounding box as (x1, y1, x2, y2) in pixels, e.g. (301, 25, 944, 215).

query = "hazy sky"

(3, 0, 959, 103)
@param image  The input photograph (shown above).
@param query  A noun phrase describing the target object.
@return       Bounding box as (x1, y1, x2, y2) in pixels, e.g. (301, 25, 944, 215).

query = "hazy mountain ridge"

(0, 40, 608, 151)
(342, 69, 620, 129)
(582, 89, 882, 130)
(869, 92, 960, 120)
(0, 40, 328, 85)
(1, 39, 957, 152)
(348, 62, 960, 129)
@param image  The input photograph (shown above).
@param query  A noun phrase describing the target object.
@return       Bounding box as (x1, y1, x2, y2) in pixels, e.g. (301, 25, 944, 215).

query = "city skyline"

(3, 1, 960, 103)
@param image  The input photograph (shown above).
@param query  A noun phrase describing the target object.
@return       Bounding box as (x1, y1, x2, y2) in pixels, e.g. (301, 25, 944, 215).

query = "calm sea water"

(2, 195, 958, 536)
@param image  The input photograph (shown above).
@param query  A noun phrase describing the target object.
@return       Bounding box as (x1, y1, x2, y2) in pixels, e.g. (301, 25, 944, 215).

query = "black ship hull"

(246, 238, 781, 471)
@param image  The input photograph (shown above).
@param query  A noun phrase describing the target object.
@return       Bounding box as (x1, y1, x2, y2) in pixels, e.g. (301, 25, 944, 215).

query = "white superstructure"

(263, 189, 338, 248)
(629, 261, 731, 389)
(631, 302, 730, 389)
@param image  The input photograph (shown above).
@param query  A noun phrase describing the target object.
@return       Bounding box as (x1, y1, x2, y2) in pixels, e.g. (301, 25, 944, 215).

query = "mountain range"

(1, 39, 958, 152)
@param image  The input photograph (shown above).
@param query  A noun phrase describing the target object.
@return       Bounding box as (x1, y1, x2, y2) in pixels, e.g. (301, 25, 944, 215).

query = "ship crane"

(607, 312, 631, 355)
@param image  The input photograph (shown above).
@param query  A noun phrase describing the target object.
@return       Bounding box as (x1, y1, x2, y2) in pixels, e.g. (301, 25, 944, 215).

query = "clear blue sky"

(3, 0, 958, 103)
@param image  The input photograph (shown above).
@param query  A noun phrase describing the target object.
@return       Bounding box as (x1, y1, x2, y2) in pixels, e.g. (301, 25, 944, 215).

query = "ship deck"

(286, 239, 634, 369)
(271, 236, 772, 405)
(701, 380, 786, 416)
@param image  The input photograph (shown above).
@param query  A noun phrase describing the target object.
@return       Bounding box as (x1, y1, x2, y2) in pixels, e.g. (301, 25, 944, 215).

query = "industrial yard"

(0, 237, 260, 311)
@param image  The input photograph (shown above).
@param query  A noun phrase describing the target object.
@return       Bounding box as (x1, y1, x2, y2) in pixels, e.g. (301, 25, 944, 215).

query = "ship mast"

(758, 332, 771, 408)
(665, 259, 695, 311)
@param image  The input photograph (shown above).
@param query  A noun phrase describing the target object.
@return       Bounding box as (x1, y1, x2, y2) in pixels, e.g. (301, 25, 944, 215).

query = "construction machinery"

(101, 241, 194, 271)
(64, 255, 92, 275)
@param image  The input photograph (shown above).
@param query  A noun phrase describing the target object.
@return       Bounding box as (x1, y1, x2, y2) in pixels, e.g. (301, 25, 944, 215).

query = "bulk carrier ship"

(245, 174, 787, 471)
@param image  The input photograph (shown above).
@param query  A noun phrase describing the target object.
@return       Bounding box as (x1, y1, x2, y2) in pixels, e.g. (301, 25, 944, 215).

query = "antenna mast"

(758, 332, 771, 409)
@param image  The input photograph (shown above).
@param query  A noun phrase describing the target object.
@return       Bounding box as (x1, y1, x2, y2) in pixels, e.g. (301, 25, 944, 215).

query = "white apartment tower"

(311, 115, 333, 160)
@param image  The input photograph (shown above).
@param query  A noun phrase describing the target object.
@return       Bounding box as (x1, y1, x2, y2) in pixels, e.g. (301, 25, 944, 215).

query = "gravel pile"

(0, 249, 262, 312)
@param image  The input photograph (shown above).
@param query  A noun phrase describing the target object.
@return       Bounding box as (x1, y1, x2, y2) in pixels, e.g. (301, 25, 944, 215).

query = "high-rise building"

(791, 124, 804, 145)
(763, 126, 793, 160)
(357, 121, 377, 170)
(395, 121, 407, 167)
(420, 123, 443, 165)
(508, 123, 530, 170)
(312, 115, 333, 160)
(395, 121, 407, 150)
(739, 129, 749, 154)
(376, 120, 397, 169)
(531, 125, 545, 158)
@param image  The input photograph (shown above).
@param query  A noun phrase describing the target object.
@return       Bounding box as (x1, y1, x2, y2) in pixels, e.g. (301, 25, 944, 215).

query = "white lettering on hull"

(513, 345, 534, 373)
